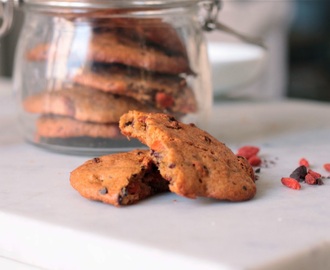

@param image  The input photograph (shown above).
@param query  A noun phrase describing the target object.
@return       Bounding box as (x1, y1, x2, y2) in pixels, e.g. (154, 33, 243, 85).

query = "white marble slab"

(1, 80, 330, 270)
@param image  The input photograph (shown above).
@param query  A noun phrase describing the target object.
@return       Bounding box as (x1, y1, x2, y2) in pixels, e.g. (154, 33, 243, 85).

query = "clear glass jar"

(5, 0, 216, 155)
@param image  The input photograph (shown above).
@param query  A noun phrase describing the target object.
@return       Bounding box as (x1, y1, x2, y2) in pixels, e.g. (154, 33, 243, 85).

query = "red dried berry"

(299, 158, 309, 168)
(155, 92, 174, 109)
(305, 173, 317, 185)
(248, 155, 262, 167)
(281, 177, 301, 190)
(324, 163, 330, 172)
(307, 169, 322, 179)
(237, 146, 260, 159)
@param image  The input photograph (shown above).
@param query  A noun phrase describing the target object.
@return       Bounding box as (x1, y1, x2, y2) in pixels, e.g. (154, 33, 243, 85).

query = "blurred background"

(0, 0, 329, 101)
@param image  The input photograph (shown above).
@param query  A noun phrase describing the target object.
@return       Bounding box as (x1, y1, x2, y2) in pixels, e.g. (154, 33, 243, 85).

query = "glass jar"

(3, 0, 218, 155)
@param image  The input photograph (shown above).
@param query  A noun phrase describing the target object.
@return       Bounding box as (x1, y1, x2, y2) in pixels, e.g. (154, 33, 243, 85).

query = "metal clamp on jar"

(0, 0, 14, 36)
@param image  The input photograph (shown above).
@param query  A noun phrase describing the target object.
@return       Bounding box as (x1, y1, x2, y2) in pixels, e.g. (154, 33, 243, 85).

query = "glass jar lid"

(16, 0, 214, 9)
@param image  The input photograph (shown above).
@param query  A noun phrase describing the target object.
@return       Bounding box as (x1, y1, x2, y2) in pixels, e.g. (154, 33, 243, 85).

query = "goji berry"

(248, 155, 261, 167)
(281, 177, 301, 190)
(299, 158, 310, 168)
(323, 163, 330, 172)
(305, 173, 317, 185)
(237, 146, 260, 159)
(155, 92, 174, 109)
(307, 169, 322, 179)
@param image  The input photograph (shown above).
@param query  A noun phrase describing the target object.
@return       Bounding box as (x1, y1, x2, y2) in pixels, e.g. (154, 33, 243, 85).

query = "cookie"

(237, 155, 255, 182)
(61, 9, 187, 56)
(70, 149, 169, 206)
(119, 111, 256, 201)
(93, 19, 187, 57)
(23, 86, 157, 124)
(26, 32, 191, 75)
(73, 65, 197, 113)
(36, 115, 121, 138)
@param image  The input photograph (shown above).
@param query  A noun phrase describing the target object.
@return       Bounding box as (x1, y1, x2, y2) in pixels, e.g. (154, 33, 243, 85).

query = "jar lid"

(18, 0, 213, 9)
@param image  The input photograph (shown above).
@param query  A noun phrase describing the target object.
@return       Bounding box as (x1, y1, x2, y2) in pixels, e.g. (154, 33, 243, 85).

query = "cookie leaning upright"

(119, 111, 256, 201)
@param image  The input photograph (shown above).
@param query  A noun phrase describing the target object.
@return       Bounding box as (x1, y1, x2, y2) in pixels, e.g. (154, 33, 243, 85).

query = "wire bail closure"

(0, 0, 14, 37)
(202, 0, 265, 48)
(202, 0, 222, 32)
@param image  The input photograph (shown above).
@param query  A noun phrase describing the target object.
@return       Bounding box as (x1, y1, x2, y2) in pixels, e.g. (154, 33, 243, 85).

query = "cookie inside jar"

(16, 5, 212, 155)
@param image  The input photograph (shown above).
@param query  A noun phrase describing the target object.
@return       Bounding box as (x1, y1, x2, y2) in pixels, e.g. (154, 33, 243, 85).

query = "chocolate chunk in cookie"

(73, 65, 197, 113)
(119, 111, 256, 201)
(70, 149, 169, 206)
(23, 86, 157, 124)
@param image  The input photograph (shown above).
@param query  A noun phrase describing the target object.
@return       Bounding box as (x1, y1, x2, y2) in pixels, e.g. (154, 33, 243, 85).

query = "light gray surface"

(1, 79, 330, 269)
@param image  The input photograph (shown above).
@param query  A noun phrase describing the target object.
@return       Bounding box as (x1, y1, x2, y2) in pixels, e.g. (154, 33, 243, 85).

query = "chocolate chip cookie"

(36, 115, 121, 138)
(119, 111, 256, 201)
(23, 86, 157, 124)
(70, 149, 169, 206)
(26, 31, 190, 75)
(73, 65, 197, 113)
(61, 9, 187, 56)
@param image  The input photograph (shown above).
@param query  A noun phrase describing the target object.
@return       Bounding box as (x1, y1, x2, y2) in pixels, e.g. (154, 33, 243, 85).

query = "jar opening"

(19, 0, 214, 10)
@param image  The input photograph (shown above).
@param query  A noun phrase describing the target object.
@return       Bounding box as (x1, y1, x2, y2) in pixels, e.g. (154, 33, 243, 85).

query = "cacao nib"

(289, 165, 308, 182)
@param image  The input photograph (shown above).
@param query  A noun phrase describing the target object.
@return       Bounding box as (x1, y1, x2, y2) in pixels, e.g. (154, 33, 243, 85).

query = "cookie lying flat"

(119, 111, 256, 201)
(36, 115, 121, 138)
(70, 150, 169, 206)
(23, 86, 156, 124)
(26, 32, 190, 75)
(73, 66, 197, 113)
(61, 9, 187, 56)
(88, 32, 190, 75)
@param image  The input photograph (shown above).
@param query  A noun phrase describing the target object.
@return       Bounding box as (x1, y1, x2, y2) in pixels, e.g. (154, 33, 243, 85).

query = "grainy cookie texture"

(36, 115, 121, 138)
(26, 31, 190, 75)
(73, 65, 197, 113)
(70, 149, 169, 206)
(119, 111, 256, 201)
(23, 86, 157, 124)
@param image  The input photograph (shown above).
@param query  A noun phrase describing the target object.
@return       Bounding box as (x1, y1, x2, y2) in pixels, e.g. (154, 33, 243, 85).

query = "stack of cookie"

(23, 11, 197, 147)
(70, 111, 256, 206)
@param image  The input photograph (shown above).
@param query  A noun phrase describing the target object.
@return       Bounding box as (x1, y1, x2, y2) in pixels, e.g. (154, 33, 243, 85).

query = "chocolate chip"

(93, 157, 101, 163)
(165, 122, 182, 129)
(242, 186, 247, 191)
(124, 121, 133, 127)
(169, 163, 176, 169)
(99, 187, 108, 195)
(290, 165, 307, 182)
(317, 179, 324, 185)
(255, 168, 261, 173)
(168, 116, 177, 122)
